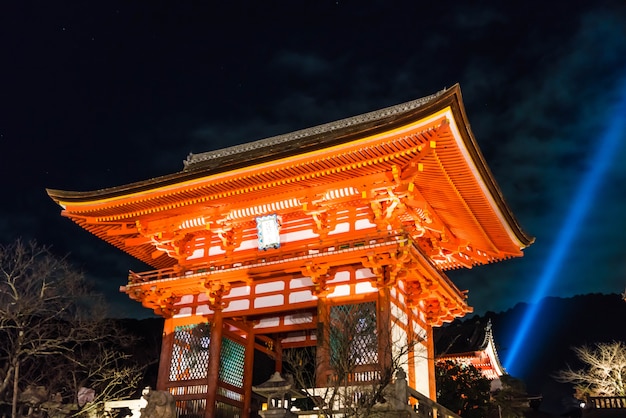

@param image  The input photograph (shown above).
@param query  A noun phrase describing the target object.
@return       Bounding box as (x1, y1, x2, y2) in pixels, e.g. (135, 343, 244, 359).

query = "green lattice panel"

(219, 337, 245, 388)
(169, 323, 211, 381)
(330, 302, 378, 367)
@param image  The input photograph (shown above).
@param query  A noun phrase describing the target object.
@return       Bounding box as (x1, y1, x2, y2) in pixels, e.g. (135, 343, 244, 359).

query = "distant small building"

(435, 319, 505, 383)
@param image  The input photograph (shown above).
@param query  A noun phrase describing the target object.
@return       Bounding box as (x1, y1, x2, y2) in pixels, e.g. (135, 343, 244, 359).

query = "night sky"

(2, 1, 625, 330)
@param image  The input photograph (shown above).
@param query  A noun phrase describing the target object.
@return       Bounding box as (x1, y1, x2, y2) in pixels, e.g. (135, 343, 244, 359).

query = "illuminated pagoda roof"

(47, 84, 533, 271)
(434, 318, 506, 380)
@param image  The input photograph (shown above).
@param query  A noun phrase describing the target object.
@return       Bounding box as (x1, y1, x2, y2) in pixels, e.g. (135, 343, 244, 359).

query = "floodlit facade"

(48, 84, 532, 417)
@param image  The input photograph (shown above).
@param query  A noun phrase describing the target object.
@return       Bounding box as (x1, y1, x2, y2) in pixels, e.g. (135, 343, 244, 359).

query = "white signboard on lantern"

(256, 214, 281, 250)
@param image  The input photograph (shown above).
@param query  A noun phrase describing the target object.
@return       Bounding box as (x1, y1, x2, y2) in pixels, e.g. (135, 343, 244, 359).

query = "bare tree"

(283, 301, 422, 417)
(554, 341, 626, 397)
(39, 323, 147, 417)
(0, 240, 144, 417)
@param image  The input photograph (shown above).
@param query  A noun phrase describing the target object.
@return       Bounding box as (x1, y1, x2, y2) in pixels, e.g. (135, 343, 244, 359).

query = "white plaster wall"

(391, 323, 409, 382)
(413, 321, 430, 397)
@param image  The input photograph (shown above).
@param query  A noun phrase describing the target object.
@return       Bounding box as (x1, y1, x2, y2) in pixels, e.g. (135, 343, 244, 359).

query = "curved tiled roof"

(183, 90, 446, 172)
(435, 318, 492, 354)
(435, 318, 506, 378)
(48, 88, 451, 203)
(47, 84, 533, 269)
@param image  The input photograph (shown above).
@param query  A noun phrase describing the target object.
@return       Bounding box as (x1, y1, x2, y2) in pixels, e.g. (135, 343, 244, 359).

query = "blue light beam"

(504, 80, 626, 376)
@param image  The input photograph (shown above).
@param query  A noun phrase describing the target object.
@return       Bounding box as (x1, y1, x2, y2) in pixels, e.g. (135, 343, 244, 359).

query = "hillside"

(475, 293, 626, 413)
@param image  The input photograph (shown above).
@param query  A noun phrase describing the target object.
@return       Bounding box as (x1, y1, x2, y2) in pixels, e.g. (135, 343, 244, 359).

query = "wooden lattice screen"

(166, 323, 246, 417)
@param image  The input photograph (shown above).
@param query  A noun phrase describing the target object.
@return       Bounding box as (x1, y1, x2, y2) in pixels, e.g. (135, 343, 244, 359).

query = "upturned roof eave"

(47, 86, 454, 204)
(445, 88, 534, 249)
(46, 84, 533, 250)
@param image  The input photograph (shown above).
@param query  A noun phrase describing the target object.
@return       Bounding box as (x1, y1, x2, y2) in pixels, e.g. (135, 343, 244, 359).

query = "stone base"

(259, 408, 297, 418)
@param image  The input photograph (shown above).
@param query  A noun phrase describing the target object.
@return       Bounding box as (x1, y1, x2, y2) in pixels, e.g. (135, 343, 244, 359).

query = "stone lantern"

(252, 372, 298, 418)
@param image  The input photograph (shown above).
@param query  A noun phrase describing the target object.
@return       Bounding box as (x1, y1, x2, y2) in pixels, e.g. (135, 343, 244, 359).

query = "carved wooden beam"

(127, 286, 181, 318)
(301, 262, 331, 297)
(361, 242, 411, 289)
(202, 280, 231, 311)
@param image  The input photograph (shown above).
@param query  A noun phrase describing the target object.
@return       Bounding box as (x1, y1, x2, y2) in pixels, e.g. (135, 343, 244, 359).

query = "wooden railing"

(127, 233, 407, 284)
(405, 385, 461, 418)
(587, 396, 626, 409)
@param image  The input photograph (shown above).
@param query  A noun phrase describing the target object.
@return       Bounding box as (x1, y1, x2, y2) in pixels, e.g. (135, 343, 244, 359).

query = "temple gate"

(48, 84, 532, 417)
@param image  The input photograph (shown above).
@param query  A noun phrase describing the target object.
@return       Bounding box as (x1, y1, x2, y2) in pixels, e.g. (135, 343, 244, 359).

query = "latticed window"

(169, 323, 211, 381)
(218, 337, 245, 389)
(330, 302, 378, 369)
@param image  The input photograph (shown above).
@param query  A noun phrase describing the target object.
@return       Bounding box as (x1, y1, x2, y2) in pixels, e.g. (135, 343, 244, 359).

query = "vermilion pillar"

(377, 286, 392, 376)
(315, 297, 330, 387)
(157, 317, 175, 391)
(242, 328, 255, 418)
(205, 308, 224, 418)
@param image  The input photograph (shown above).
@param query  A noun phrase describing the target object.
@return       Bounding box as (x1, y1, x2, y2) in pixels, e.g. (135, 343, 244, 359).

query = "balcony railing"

(587, 396, 626, 409)
(128, 233, 409, 284)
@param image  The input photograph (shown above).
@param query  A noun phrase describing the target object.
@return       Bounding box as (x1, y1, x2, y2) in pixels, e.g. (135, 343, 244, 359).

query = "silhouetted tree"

(0, 240, 144, 417)
(435, 360, 491, 418)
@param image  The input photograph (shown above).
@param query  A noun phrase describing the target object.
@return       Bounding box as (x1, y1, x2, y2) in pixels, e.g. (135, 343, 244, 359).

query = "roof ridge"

(182, 87, 448, 171)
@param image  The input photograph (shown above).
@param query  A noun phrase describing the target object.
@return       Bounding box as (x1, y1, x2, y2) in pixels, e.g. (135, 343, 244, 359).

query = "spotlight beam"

(503, 80, 626, 376)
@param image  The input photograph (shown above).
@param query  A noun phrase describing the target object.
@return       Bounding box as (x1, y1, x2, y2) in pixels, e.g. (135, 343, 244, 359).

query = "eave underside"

(47, 85, 532, 271)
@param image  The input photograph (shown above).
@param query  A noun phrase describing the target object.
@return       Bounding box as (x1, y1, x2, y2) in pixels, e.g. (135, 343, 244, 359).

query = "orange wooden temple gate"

(48, 84, 532, 417)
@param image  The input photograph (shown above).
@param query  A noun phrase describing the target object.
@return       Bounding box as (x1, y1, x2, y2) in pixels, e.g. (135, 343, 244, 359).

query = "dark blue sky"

(1, 1, 626, 320)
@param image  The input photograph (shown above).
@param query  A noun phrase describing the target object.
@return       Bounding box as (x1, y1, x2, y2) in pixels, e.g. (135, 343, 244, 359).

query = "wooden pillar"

(275, 338, 283, 374)
(377, 285, 392, 378)
(242, 329, 255, 418)
(426, 324, 436, 401)
(406, 314, 416, 389)
(315, 297, 330, 387)
(157, 317, 175, 391)
(205, 309, 224, 418)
